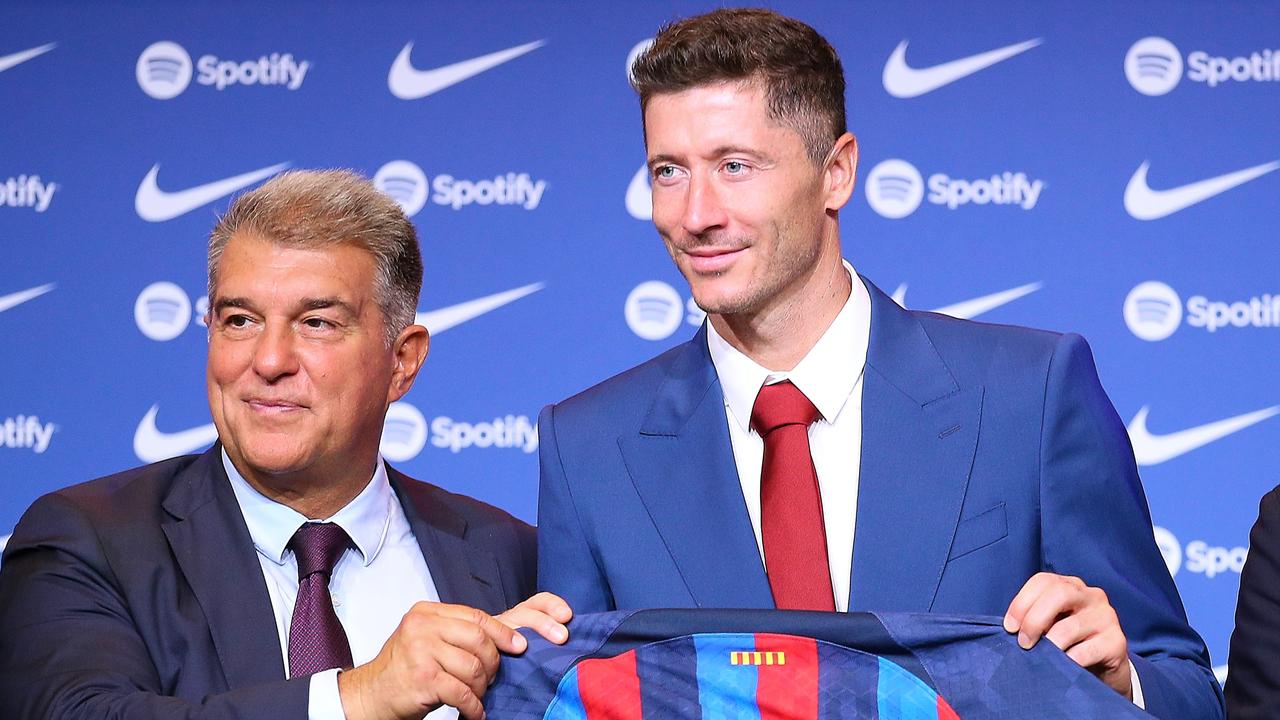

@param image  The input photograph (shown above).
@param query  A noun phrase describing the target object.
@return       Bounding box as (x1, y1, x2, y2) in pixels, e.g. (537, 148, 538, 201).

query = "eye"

(225, 314, 252, 328)
(302, 317, 333, 330)
(654, 165, 678, 179)
(723, 160, 749, 175)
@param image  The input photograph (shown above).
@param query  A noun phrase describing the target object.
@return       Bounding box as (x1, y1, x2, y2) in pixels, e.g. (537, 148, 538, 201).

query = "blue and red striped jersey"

(486, 610, 1149, 719)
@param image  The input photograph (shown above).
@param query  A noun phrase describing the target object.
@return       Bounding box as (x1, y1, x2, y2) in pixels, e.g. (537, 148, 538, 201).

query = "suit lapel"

(391, 472, 507, 614)
(617, 327, 775, 609)
(160, 446, 286, 686)
(850, 281, 983, 612)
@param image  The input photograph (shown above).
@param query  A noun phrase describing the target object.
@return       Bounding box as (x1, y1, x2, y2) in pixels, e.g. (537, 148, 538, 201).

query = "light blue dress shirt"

(223, 450, 459, 720)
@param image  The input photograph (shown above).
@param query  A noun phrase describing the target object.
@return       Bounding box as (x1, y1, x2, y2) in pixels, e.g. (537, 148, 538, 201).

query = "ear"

(823, 132, 858, 212)
(387, 323, 429, 403)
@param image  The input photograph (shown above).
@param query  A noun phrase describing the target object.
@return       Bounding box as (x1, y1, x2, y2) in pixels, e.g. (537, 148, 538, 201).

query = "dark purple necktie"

(288, 522, 354, 677)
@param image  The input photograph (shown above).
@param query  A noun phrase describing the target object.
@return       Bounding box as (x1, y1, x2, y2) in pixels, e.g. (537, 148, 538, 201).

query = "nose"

(680, 171, 728, 237)
(251, 322, 299, 382)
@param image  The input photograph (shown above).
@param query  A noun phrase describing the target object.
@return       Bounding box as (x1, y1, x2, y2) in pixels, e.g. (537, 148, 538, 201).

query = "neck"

(709, 243, 851, 372)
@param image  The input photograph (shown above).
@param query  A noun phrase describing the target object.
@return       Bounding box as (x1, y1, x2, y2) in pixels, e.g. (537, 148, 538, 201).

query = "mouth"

(683, 245, 746, 274)
(244, 398, 307, 415)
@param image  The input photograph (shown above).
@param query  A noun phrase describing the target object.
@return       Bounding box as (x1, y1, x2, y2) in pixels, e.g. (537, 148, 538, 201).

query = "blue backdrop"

(3, 0, 1277, 684)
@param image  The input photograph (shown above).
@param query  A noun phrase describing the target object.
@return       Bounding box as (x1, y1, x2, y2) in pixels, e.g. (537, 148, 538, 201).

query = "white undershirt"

(223, 450, 458, 720)
(706, 261, 870, 613)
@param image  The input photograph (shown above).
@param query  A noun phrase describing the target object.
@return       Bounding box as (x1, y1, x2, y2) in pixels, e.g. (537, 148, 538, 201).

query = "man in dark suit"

(0, 170, 568, 720)
(536, 9, 1221, 720)
(1225, 486, 1280, 718)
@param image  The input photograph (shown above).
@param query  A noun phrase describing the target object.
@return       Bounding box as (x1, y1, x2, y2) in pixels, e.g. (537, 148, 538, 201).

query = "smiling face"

(645, 81, 853, 321)
(206, 232, 419, 499)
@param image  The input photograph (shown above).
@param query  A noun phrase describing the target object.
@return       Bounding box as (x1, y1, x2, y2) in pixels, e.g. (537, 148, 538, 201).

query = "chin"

(691, 288, 756, 316)
(235, 444, 314, 477)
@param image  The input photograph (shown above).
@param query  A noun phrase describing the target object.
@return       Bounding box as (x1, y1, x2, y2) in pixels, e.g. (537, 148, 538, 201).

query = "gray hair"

(208, 169, 423, 345)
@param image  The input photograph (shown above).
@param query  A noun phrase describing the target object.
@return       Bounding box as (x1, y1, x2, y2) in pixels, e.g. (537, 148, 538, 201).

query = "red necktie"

(288, 522, 354, 676)
(751, 380, 836, 611)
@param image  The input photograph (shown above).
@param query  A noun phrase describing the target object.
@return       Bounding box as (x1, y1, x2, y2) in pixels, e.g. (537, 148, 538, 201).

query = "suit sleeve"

(1224, 486, 1280, 719)
(536, 403, 615, 613)
(0, 494, 310, 720)
(1038, 333, 1223, 720)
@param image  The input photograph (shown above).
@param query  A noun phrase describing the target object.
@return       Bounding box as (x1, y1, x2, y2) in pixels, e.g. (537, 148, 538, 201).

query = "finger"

(499, 607, 568, 646)
(1016, 580, 1088, 649)
(417, 603, 522, 657)
(1064, 636, 1133, 699)
(472, 608, 525, 655)
(1043, 612, 1089, 651)
(431, 640, 497, 706)
(429, 669, 486, 720)
(417, 602, 505, 626)
(523, 592, 574, 623)
(401, 613, 502, 683)
(1004, 572, 1056, 632)
(1064, 632, 1127, 674)
(1043, 585, 1120, 652)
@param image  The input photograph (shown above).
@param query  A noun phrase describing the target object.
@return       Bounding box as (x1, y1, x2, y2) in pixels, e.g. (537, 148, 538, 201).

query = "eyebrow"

(648, 145, 772, 168)
(299, 297, 358, 316)
(212, 297, 254, 314)
(212, 296, 358, 317)
(647, 153, 682, 169)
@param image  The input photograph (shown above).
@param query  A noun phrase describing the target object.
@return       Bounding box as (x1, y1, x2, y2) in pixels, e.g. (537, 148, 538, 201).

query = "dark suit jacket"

(0, 446, 535, 719)
(537, 278, 1222, 720)
(1225, 486, 1280, 719)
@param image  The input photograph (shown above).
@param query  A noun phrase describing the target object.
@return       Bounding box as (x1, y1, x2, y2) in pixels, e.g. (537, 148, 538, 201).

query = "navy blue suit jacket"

(1225, 485, 1280, 719)
(0, 446, 536, 719)
(537, 279, 1221, 720)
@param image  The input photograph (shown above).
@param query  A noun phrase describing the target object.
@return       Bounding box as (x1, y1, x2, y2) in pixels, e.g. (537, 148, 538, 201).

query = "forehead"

(643, 80, 792, 151)
(214, 232, 376, 299)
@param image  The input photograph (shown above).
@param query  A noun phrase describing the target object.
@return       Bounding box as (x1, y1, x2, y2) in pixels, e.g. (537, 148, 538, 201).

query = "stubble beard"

(685, 219, 819, 321)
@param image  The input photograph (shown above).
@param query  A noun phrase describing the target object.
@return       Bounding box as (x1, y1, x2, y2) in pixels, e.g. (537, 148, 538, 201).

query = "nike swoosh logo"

(625, 165, 652, 220)
(415, 282, 544, 334)
(0, 43, 56, 74)
(891, 282, 1042, 319)
(388, 40, 544, 100)
(0, 283, 55, 314)
(133, 405, 218, 463)
(883, 38, 1041, 98)
(1124, 160, 1280, 220)
(1128, 405, 1280, 466)
(135, 162, 290, 222)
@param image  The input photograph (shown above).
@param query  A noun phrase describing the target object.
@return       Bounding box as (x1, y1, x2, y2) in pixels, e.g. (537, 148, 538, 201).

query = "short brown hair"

(208, 169, 423, 345)
(631, 8, 847, 163)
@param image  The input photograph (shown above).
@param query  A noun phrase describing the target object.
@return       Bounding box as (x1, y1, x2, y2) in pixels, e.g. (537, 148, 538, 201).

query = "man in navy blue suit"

(536, 9, 1221, 720)
(0, 170, 569, 720)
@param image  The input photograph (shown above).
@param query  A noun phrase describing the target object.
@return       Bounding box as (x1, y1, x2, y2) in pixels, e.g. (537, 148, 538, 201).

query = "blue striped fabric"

(694, 634, 761, 720)
(487, 609, 1152, 720)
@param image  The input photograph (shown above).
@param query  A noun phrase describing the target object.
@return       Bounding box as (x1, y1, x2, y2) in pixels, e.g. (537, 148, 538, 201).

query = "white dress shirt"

(707, 261, 871, 613)
(703, 264, 1145, 706)
(223, 451, 458, 720)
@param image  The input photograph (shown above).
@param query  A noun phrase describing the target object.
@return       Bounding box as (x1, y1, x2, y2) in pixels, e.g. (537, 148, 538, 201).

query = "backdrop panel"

(2, 0, 1277, 681)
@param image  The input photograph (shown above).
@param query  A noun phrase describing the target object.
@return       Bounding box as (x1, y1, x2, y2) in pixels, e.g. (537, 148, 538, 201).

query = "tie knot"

(289, 523, 350, 580)
(751, 380, 820, 436)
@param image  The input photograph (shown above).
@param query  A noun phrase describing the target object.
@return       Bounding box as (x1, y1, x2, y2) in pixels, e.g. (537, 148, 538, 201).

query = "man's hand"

(497, 592, 572, 647)
(337, 601, 521, 720)
(1004, 572, 1133, 699)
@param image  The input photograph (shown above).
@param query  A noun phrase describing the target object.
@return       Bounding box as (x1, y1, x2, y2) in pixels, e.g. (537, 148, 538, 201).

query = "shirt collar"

(222, 448, 393, 568)
(707, 260, 872, 433)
